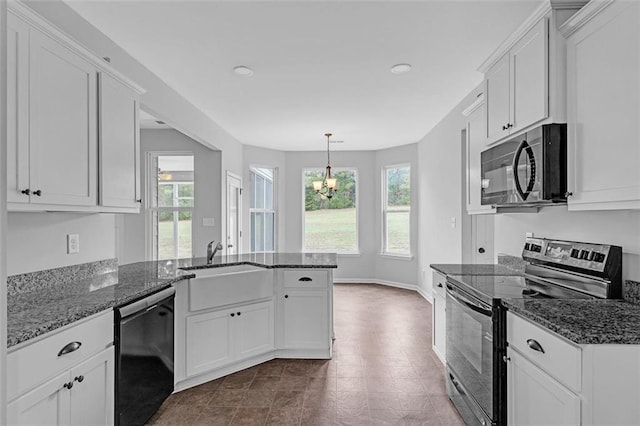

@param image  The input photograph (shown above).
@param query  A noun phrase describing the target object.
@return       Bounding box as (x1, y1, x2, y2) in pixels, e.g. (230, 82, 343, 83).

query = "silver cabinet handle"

(58, 341, 82, 356)
(526, 338, 545, 354)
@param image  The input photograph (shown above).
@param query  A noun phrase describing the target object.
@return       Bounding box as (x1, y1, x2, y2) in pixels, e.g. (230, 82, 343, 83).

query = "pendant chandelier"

(312, 133, 338, 199)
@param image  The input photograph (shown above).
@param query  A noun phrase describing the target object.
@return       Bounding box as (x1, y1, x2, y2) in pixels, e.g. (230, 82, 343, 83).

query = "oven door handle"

(446, 284, 493, 317)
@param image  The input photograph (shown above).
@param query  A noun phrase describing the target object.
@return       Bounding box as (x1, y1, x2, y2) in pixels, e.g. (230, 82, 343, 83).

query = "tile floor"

(147, 283, 464, 425)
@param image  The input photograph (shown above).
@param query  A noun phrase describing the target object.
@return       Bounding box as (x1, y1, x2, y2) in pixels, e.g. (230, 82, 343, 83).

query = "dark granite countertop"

(430, 263, 520, 276)
(503, 298, 640, 345)
(8, 253, 338, 348)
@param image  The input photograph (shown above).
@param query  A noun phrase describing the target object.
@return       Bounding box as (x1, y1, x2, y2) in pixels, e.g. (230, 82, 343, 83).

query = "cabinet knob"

(230, 313, 235, 317)
(507, 123, 513, 129)
(437, 283, 443, 288)
(237, 312, 241, 316)
(136, 199, 143, 203)
(478, 247, 485, 254)
(63, 382, 74, 390)
(74, 375, 84, 383)
(32, 189, 42, 196)
(565, 192, 573, 198)
(21, 189, 30, 195)
(284, 295, 289, 299)
(503, 355, 511, 363)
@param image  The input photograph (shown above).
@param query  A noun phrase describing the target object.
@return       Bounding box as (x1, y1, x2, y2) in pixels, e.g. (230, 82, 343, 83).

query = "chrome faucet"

(207, 241, 224, 264)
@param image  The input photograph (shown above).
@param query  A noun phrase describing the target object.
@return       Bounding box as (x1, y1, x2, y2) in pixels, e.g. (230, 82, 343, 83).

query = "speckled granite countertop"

(7, 261, 192, 348)
(503, 298, 640, 345)
(8, 253, 338, 348)
(430, 263, 520, 276)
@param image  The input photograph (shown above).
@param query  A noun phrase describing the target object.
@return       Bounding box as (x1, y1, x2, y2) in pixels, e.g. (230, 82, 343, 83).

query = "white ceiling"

(65, 0, 542, 151)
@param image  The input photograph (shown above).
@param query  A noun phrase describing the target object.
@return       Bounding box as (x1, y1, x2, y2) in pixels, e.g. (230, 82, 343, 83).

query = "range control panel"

(522, 237, 613, 272)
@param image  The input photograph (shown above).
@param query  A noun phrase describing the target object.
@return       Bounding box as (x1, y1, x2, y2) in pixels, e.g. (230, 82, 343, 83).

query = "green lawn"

(158, 219, 192, 259)
(304, 207, 409, 252)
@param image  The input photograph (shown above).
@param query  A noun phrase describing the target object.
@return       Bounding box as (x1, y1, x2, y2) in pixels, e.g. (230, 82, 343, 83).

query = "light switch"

(202, 217, 215, 227)
(67, 234, 80, 254)
(450, 217, 456, 229)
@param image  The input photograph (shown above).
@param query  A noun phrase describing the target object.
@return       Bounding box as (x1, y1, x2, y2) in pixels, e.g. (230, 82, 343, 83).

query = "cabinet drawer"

(507, 312, 582, 392)
(282, 270, 329, 288)
(7, 310, 113, 401)
(432, 272, 446, 298)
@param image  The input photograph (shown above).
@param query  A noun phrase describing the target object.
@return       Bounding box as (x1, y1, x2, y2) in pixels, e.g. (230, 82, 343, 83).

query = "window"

(303, 168, 358, 253)
(383, 165, 411, 255)
(250, 167, 276, 252)
(149, 154, 194, 260)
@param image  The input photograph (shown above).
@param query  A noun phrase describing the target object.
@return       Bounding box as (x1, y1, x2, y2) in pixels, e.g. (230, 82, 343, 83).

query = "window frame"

(145, 151, 195, 261)
(302, 167, 360, 255)
(382, 163, 412, 257)
(249, 165, 277, 253)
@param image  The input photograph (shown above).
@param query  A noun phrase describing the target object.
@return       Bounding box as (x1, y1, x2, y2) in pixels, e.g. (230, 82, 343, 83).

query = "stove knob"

(580, 250, 590, 260)
(588, 251, 596, 261)
(570, 249, 580, 259)
(524, 243, 531, 251)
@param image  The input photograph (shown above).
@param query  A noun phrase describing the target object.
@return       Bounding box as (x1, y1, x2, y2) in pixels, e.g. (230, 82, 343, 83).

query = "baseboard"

(334, 278, 433, 303)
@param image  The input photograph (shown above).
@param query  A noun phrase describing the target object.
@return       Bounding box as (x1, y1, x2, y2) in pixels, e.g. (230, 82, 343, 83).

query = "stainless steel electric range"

(444, 237, 622, 426)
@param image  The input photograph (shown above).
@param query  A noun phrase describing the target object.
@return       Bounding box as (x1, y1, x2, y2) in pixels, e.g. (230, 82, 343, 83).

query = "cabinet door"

(98, 73, 140, 209)
(507, 348, 581, 426)
(69, 347, 114, 426)
(29, 29, 97, 206)
(234, 301, 274, 361)
(186, 309, 233, 377)
(282, 290, 329, 350)
(567, 1, 640, 210)
(485, 53, 510, 143)
(7, 13, 30, 204)
(7, 371, 71, 426)
(510, 18, 548, 133)
(465, 100, 495, 214)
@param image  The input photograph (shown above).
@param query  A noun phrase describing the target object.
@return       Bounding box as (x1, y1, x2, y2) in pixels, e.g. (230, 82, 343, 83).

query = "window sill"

(378, 253, 414, 261)
(302, 251, 361, 257)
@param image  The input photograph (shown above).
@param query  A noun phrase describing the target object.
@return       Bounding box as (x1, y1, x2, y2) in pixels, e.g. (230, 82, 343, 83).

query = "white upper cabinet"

(28, 29, 98, 207)
(6, 3, 144, 213)
(480, 1, 585, 146)
(99, 73, 141, 209)
(563, 0, 640, 210)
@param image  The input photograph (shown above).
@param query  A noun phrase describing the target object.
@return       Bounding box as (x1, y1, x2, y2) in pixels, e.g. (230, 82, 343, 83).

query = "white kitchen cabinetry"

(563, 0, 640, 210)
(463, 93, 495, 214)
(480, 1, 584, 146)
(7, 311, 114, 426)
(185, 301, 274, 377)
(431, 271, 446, 364)
(6, 4, 143, 213)
(99, 72, 141, 209)
(277, 269, 333, 358)
(507, 311, 640, 425)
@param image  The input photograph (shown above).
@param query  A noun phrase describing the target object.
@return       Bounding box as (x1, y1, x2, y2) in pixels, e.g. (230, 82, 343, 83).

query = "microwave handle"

(513, 139, 537, 201)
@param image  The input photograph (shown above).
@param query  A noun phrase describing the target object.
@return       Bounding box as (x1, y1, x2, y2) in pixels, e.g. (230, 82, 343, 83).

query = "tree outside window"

(250, 167, 276, 252)
(303, 168, 358, 253)
(383, 165, 411, 255)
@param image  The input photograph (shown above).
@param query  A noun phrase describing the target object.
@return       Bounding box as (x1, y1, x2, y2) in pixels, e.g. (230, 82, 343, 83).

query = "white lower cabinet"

(507, 311, 640, 425)
(507, 347, 580, 425)
(185, 300, 274, 378)
(7, 311, 114, 426)
(431, 271, 446, 364)
(282, 290, 328, 350)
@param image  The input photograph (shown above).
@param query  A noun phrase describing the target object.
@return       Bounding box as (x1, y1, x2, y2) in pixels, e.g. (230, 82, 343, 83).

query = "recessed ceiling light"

(391, 63, 412, 75)
(233, 65, 254, 77)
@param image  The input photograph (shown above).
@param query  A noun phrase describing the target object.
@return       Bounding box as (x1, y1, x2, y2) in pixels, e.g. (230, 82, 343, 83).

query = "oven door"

(446, 282, 496, 424)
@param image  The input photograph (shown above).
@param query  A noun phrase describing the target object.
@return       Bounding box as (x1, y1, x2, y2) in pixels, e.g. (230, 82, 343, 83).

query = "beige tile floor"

(147, 283, 464, 425)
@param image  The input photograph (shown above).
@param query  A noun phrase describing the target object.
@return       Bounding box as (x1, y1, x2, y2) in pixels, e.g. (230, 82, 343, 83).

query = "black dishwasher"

(115, 287, 175, 426)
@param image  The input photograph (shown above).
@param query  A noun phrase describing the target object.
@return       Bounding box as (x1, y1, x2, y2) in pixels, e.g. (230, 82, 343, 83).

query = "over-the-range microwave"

(481, 123, 567, 208)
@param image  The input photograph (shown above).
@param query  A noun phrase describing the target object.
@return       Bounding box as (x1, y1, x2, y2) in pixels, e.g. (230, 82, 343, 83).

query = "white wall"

(494, 208, 640, 281)
(242, 145, 287, 252)
(1, 1, 8, 419)
(7, 213, 116, 275)
(417, 88, 480, 298)
(117, 129, 222, 264)
(374, 143, 420, 287)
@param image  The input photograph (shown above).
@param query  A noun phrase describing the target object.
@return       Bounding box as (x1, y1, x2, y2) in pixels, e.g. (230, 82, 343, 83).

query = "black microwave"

(480, 123, 567, 206)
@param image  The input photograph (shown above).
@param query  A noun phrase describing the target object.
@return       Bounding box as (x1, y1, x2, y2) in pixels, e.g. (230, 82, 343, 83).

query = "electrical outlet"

(202, 217, 215, 227)
(67, 234, 80, 254)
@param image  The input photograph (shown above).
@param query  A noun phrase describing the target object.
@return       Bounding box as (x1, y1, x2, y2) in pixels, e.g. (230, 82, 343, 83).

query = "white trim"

(381, 164, 411, 257)
(461, 93, 485, 117)
(377, 253, 414, 261)
(8, 0, 145, 94)
(226, 171, 243, 255)
(249, 166, 277, 253)
(559, 0, 616, 37)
